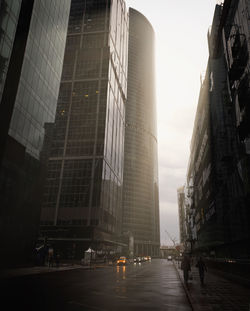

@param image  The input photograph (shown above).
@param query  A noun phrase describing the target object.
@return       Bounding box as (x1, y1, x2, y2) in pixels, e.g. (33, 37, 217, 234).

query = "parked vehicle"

(167, 255, 172, 261)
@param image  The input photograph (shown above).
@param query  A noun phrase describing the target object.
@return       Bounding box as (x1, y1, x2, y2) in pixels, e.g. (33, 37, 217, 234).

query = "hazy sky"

(125, 0, 218, 245)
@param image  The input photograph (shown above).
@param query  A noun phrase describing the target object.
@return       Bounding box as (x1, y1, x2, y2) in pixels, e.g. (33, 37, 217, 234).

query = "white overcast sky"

(125, 0, 219, 245)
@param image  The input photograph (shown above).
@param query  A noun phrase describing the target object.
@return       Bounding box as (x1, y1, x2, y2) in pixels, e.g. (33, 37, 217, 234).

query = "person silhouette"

(196, 257, 207, 285)
(181, 254, 191, 285)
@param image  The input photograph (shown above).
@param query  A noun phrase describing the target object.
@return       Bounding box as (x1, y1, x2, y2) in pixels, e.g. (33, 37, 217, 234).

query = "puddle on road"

(116, 265, 126, 280)
(115, 265, 128, 297)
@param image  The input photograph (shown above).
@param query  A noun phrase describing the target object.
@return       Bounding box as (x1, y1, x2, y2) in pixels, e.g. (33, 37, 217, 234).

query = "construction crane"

(165, 230, 177, 247)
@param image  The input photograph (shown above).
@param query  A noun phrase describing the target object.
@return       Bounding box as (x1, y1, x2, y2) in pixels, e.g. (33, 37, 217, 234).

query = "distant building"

(39, 0, 129, 258)
(122, 8, 160, 257)
(160, 245, 177, 259)
(177, 186, 187, 244)
(0, 0, 70, 266)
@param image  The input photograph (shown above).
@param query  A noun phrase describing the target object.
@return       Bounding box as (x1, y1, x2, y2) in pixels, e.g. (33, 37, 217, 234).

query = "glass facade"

(9, 0, 70, 158)
(0, 0, 70, 266)
(0, 0, 21, 103)
(122, 9, 160, 257)
(40, 0, 128, 256)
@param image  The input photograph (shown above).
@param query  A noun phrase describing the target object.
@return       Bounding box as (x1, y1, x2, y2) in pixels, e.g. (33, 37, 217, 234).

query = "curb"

(173, 261, 213, 311)
(0, 261, 117, 279)
(173, 261, 195, 311)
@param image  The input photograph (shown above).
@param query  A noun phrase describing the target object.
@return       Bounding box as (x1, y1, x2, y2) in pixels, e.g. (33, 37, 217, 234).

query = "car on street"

(117, 256, 128, 265)
(167, 256, 172, 261)
(134, 256, 142, 263)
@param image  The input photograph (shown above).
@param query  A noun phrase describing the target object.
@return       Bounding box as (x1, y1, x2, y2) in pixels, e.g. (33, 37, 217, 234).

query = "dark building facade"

(214, 0, 250, 257)
(186, 65, 218, 254)
(122, 8, 160, 257)
(39, 0, 129, 258)
(185, 0, 250, 259)
(0, 0, 70, 266)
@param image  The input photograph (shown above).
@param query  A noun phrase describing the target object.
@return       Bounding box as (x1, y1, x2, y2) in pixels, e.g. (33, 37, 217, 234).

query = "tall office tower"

(40, 0, 128, 258)
(0, 0, 70, 266)
(122, 8, 160, 257)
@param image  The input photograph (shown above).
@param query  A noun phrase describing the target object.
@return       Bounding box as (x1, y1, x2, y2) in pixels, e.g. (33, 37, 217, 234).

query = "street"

(1, 259, 191, 311)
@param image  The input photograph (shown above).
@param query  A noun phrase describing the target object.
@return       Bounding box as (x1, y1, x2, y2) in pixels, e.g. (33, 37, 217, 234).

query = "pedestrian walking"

(196, 256, 207, 285)
(181, 254, 191, 285)
(55, 253, 60, 268)
(48, 247, 54, 267)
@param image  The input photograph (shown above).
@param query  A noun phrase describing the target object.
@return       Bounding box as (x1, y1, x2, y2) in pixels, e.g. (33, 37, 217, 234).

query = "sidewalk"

(0, 263, 88, 279)
(173, 260, 250, 311)
(0, 259, 119, 279)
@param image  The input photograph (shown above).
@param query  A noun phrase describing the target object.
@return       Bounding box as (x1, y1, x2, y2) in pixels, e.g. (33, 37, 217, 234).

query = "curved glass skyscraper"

(122, 8, 160, 257)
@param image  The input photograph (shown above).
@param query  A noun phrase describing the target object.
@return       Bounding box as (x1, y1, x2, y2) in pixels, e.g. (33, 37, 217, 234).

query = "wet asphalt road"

(1, 259, 191, 311)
